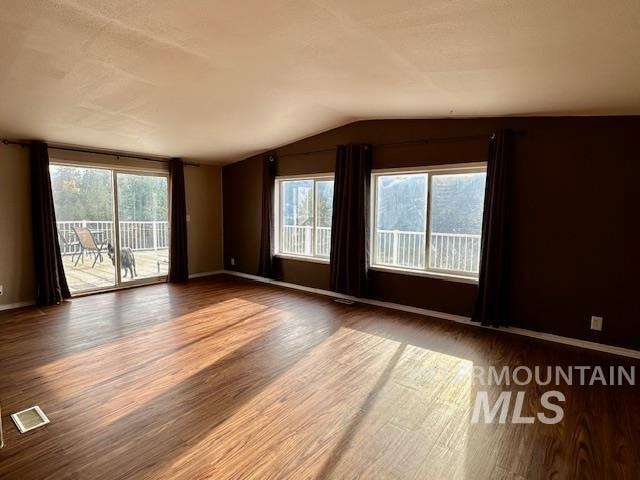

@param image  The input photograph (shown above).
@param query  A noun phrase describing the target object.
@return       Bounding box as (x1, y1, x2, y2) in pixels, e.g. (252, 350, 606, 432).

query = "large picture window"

(371, 165, 486, 279)
(275, 175, 334, 261)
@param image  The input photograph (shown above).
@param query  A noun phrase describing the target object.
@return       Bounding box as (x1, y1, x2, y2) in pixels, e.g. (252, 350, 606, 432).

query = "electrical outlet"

(0, 284, 3, 296)
(230, 257, 236, 266)
(590, 316, 603, 331)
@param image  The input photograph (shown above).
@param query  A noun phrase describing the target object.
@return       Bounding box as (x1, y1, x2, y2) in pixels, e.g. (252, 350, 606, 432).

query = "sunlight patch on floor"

(150, 328, 474, 480)
(33, 298, 277, 414)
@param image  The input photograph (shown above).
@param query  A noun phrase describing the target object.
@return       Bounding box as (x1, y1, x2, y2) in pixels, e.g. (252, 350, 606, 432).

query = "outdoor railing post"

(152, 221, 158, 251)
(392, 230, 399, 265)
(304, 226, 312, 255)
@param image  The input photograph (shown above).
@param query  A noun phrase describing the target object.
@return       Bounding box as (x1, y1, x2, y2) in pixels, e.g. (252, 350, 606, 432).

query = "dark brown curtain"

(329, 144, 372, 297)
(169, 158, 189, 282)
(473, 129, 515, 327)
(258, 154, 276, 277)
(31, 141, 71, 305)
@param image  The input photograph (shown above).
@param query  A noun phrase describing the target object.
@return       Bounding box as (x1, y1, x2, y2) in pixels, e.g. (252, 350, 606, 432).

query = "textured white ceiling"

(1, 0, 639, 163)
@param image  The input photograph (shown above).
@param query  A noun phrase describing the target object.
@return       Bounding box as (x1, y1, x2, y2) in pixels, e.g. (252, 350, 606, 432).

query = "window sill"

(368, 265, 479, 285)
(274, 253, 330, 265)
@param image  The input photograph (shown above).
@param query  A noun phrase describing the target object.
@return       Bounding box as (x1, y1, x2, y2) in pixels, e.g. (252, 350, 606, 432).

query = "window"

(371, 165, 486, 279)
(275, 175, 334, 260)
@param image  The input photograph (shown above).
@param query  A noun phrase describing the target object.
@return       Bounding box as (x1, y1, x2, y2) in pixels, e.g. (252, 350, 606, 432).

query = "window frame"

(274, 173, 335, 263)
(370, 162, 487, 283)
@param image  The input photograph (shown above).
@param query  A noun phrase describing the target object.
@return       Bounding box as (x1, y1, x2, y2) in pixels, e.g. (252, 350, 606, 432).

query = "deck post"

(152, 221, 158, 251)
(392, 230, 399, 265)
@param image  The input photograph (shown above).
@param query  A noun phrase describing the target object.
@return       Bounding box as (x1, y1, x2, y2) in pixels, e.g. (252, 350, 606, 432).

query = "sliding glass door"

(51, 165, 117, 293)
(50, 164, 169, 295)
(116, 172, 169, 283)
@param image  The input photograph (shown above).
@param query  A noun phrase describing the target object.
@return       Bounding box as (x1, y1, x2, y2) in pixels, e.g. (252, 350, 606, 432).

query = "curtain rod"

(1, 139, 200, 167)
(274, 131, 524, 158)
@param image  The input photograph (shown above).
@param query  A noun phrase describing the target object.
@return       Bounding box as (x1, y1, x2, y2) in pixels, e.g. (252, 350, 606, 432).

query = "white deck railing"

(280, 225, 480, 273)
(375, 230, 426, 269)
(376, 230, 481, 274)
(429, 232, 482, 274)
(57, 220, 169, 255)
(280, 225, 331, 257)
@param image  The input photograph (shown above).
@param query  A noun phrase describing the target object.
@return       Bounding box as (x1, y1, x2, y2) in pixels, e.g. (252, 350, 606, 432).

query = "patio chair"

(72, 226, 108, 268)
(58, 231, 81, 263)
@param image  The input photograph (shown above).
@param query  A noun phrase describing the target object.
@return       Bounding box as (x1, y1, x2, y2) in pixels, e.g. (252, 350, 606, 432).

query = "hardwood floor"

(0, 275, 638, 479)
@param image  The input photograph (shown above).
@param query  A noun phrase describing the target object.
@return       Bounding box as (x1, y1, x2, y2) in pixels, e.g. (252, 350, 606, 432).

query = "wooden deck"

(62, 249, 169, 292)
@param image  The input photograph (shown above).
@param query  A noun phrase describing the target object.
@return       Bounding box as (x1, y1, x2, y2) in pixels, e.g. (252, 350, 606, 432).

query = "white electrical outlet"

(230, 257, 236, 266)
(590, 316, 603, 331)
(0, 284, 3, 296)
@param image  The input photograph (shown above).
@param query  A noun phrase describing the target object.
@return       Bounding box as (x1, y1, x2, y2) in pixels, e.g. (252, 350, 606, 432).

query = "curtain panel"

(30, 141, 71, 305)
(169, 158, 189, 282)
(329, 144, 372, 297)
(258, 154, 277, 278)
(473, 129, 515, 327)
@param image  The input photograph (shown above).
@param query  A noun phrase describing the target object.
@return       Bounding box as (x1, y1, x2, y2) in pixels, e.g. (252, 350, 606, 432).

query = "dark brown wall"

(223, 155, 263, 274)
(223, 117, 640, 350)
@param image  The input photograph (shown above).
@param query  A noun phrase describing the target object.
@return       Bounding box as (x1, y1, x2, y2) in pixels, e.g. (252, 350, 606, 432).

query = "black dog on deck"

(107, 243, 137, 279)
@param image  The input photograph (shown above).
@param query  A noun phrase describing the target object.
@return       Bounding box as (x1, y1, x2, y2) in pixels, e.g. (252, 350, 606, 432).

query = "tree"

(50, 166, 168, 222)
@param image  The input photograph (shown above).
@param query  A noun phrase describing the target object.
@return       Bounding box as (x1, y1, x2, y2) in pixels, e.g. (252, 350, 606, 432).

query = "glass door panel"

(50, 165, 116, 294)
(116, 172, 169, 283)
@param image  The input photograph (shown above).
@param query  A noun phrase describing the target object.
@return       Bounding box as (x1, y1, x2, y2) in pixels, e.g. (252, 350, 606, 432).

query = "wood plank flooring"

(0, 275, 638, 479)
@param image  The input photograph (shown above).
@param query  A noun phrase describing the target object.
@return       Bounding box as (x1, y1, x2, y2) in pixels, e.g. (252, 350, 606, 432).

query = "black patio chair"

(58, 231, 81, 263)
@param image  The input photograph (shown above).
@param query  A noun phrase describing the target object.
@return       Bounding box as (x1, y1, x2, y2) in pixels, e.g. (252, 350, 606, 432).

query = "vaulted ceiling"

(1, 0, 639, 163)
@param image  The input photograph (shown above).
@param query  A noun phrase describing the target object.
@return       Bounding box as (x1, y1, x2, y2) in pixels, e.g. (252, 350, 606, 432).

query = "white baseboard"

(0, 300, 34, 312)
(189, 270, 225, 279)
(222, 270, 640, 360)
